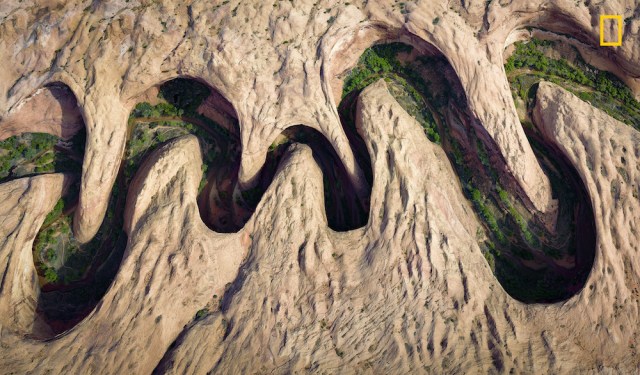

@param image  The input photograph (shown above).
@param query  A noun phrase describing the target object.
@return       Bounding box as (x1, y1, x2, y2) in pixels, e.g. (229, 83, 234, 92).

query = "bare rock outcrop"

(527, 82, 640, 370)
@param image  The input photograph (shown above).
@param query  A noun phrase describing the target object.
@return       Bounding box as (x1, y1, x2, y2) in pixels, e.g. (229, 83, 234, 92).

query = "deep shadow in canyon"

(248, 124, 371, 231)
(16, 37, 610, 337)
(337, 39, 597, 303)
(27, 77, 372, 337)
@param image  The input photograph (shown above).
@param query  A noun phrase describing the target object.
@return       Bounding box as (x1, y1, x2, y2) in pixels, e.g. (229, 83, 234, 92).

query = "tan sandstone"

(0, 0, 639, 373)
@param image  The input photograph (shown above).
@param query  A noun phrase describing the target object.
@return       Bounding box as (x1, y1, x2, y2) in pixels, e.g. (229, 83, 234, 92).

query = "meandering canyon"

(0, 0, 639, 373)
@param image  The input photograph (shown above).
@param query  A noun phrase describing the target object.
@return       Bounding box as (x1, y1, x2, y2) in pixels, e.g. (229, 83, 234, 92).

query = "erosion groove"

(260, 125, 371, 231)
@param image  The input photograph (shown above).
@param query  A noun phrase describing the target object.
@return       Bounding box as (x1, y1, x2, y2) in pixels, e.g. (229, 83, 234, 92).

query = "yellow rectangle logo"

(600, 15, 623, 46)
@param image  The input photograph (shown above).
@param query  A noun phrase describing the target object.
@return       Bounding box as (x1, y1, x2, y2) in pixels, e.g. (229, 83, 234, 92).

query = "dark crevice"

(249, 125, 371, 231)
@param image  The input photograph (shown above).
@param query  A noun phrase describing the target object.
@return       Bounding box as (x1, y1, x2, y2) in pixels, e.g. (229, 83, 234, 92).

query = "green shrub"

(44, 267, 58, 283)
(195, 308, 209, 320)
(46, 248, 57, 262)
(43, 199, 65, 227)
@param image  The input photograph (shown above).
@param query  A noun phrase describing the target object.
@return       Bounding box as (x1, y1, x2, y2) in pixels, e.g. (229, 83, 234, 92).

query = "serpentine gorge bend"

(0, 1, 639, 373)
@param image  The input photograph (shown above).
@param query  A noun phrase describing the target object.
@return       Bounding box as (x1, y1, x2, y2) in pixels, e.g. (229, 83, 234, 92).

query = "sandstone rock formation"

(0, 174, 72, 338)
(154, 81, 640, 374)
(3, 0, 636, 242)
(0, 84, 84, 141)
(1, 136, 247, 373)
(0, 0, 639, 373)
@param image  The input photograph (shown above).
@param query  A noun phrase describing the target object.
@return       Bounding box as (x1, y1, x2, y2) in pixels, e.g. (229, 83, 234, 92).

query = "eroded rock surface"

(1, 136, 247, 373)
(0, 84, 84, 141)
(3, 0, 637, 241)
(159, 80, 640, 374)
(0, 174, 71, 338)
(0, 0, 639, 373)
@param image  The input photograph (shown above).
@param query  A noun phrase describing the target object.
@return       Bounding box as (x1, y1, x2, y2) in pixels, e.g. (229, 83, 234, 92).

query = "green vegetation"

(0, 128, 84, 286)
(0, 132, 83, 183)
(506, 38, 640, 130)
(342, 43, 411, 95)
(446, 131, 543, 265)
(343, 41, 596, 302)
(129, 101, 184, 118)
(195, 308, 209, 320)
(34, 197, 85, 285)
(342, 43, 440, 143)
(44, 267, 58, 283)
(43, 199, 65, 227)
(470, 187, 505, 244)
(496, 186, 536, 247)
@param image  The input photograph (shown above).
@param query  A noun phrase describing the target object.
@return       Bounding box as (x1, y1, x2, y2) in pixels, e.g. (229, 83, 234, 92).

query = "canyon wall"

(0, 0, 639, 373)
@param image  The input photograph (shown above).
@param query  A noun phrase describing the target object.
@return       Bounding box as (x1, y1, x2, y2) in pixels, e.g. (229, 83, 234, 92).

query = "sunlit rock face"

(0, 0, 639, 373)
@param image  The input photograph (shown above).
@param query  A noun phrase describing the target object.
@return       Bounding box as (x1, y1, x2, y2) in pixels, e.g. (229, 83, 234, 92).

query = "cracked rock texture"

(0, 0, 639, 373)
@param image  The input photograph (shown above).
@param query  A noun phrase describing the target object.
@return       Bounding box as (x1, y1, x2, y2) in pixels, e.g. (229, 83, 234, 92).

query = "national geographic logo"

(600, 15, 623, 47)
